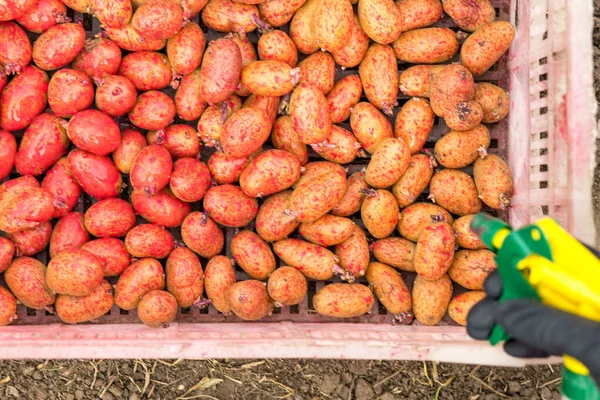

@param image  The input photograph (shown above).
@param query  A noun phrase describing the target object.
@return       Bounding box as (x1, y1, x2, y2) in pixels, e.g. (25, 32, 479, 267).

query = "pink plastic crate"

(0, 0, 596, 363)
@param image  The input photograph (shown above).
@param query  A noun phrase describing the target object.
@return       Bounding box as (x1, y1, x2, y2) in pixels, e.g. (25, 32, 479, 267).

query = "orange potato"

(174, 69, 208, 121)
(46, 249, 104, 296)
(392, 154, 434, 207)
(430, 64, 476, 117)
(258, 0, 307, 27)
(227, 280, 274, 320)
(0, 286, 17, 326)
(448, 249, 496, 290)
(350, 102, 394, 153)
(255, 191, 300, 242)
(289, 0, 320, 55)
(444, 101, 484, 132)
(267, 266, 307, 306)
(274, 239, 336, 280)
(288, 170, 347, 223)
(299, 214, 354, 247)
(398, 203, 454, 242)
(119, 51, 172, 91)
(232, 33, 257, 97)
(208, 151, 251, 185)
(335, 225, 370, 280)
(130, 144, 173, 195)
(201, 0, 259, 33)
(429, 169, 482, 216)
(147, 124, 200, 159)
(167, 21, 205, 75)
(204, 255, 236, 314)
(105, 25, 166, 52)
(0, 187, 54, 234)
(203, 184, 259, 227)
(112, 129, 146, 174)
(48, 69, 94, 118)
(366, 262, 411, 315)
(365, 138, 411, 188)
(55, 280, 114, 324)
(32, 23, 85, 70)
(311, 125, 360, 165)
(396, 0, 443, 31)
(49, 212, 89, 259)
(313, 283, 374, 318)
(258, 28, 298, 67)
(332, 172, 369, 217)
(326, 75, 363, 124)
(137, 290, 178, 327)
(81, 238, 132, 277)
(448, 291, 486, 326)
(293, 161, 346, 188)
(243, 94, 281, 125)
(241, 60, 299, 97)
(240, 149, 301, 198)
(412, 274, 453, 325)
(0, 176, 39, 213)
(473, 82, 510, 124)
(473, 154, 514, 210)
(130, 188, 191, 228)
(125, 224, 174, 259)
(290, 82, 332, 145)
(42, 157, 81, 219)
(398, 65, 444, 97)
(359, 43, 398, 116)
(434, 125, 490, 169)
(114, 258, 165, 310)
(72, 37, 122, 80)
(453, 215, 486, 250)
(414, 222, 455, 280)
(461, 21, 515, 76)
(311, 0, 353, 52)
(130, 2, 182, 40)
(371, 237, 416, 272)
(357, 0, 402, 45)
(166, 247, 204, 307)
(297, 51, 335, 94)
(0, 237, 15, 273)
(331, 16, 369, 68)
(231, 230, 276, 280)
(68, 150, 123, 200)
(198, 37, 242, 104)
(5, 257, 55, 309)
(222, 107, 272, 158)
(392, 27, 459, 64)
(169, 158, 212, 203)
(197, 95, 242, 147)
(181, 212, 224, 258)
(272, 116, 309, 165)
(84, 198, 136, 238)
(0, 0, 37, 20)
(90, 0, 132, 29)
(9, 221, 52, 257)
(442, 0, 495, 32)
(361, 189, 399, 239)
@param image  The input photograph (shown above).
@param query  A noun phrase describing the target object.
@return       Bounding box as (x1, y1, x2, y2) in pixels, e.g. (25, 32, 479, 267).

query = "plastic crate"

(0, 0, 596, 363)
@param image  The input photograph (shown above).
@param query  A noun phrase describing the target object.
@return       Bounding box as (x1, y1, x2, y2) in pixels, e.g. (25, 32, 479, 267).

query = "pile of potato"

(0, 0, 514, 328)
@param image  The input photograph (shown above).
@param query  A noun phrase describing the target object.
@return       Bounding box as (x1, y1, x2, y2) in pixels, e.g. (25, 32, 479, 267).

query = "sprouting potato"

(473, 82, 510, 123)
(326, 75, 363, 124)
(473, 154, 514, 210)
(366, 262, 411, 315)
(361, 189, 399, 239)
(448, 249, 497, 290)
(359, 43, 398, 116)
(299, 214, 355, 247)
(371, 237, 416, 272)
(461, 21, 515, 76)
(313, 283, 374, 318)
(335, 226, 370, 280)
(204, 256, 236, 314)
(332, 172, 370, 217)
(453, 215, 487, 250)
(429, 169, 482, 216)
(392, 154, 434, 207)
(434, 125, 490, 168)
(357, 0, 403, 45)
(398, 203, 454, 242)
(350, 102, 394, 153)
(448, 291, 486, 326)
(414, 222, 455, 281)
(231, 230, 276, 280)
(274, 239, 337, 280)
(365, 138, 411, 189)
(267, 266, 307, 306)
(412, 274, 453, 326)
(392, 27, 459, 64)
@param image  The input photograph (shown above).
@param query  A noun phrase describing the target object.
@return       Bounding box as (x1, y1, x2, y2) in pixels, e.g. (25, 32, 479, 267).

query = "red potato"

(311, 0, 353, 52)
(147, 125, 200, 159)
(361, 189, 399, 239)
(258, 30, 298, 67)
(203, 184, 259, 227)
(0, 66, 48, 132)
(119, 51, 172, 91)
(199, 37, 242, 104)
(430, 64, 475, 117)
(332, 172, 369, 217)
(84, 198, 136, 238)
(56, 280, 114, 324)
(392, 28, 459, 64)
(331, 15, 369, 69)
(5, 257, 55, 309)
(297, 52, 335, 94)
(125, 224, 174, 259)
(473, 154, 514, 210)
(288, 171, 347, 223)
(453, 215, 486, 250)
(130, 145, 173, 196)
(81, 238, 131, 277)
(72, 38, 122, 80)
(47, 69, 94, 118)
(359, 44, 398, 116)
(396, 0, 442, 31)
(47, 249, 104, 296)
(371, 237, 416, 272)
(231, 33, 257, 97)
(240, 149, 301, 198)
(392, 154, 434, 207)
(0, 188, 54, 234)
(129, 90, 176, 131)
(327, 75, 363, 124)
(357, 0, 403, 44)
(201, 0, 259, 33)
(170, 158, 211, 203)
(105, 25, 166, 52)
(350, 102, 394, 153)
(290, 83, 332, 145)
(289, 0, 320, 55)
(0, 130, 16, 180)
(166, 247, 204, 307)
(113, 128, 146, 174)
(131, 188, 191, 228)
(412, 274, 453, 325)
(67, 110, 121, 156)
(313, 283, 374, 318)
(0, 237, 15, 273)
(181, 212, 224, 258)
(461, 22, 515, 76)
(95, 75, 137, 118)
(365, 138, 411, 188)
(0, 176, 39, 212)
(299, 214, 354, 247)
(204, 255, 236, 314)
(414, 222, 455, 280)
(312, 125, 359, 165)
(442, 0, 495, 32)
(68, 149, 123, 199)
(243, 94, 280, 125)
(429, 169, 482, 216)
(115, 258, 165, 310)
(32, 23, 85, 70)
(89, 0, 132, 29)
(167, 22, 205, 75)
(398, 65, 445, 98)
(9, 221, 52, 257)
(0, 0, 37, 21)
(448, 291, 486, 326)
(335, 225, 370, 280)
(274, 239, 337, 280)
(448, 249, 496, 290)
(268, 266, 307, 306)
(255, 191, 300, 242)
(197, 96, 242, 146)
(181, 0, 209, 19)
(208, 151, 251, 185)
(0, 22, 32, 73)
(241, 60, 299, 97)
(15, 113, 68, 176)
(222, 107, 272, 158)
(231, 230, 275, 280)
(473, 83, 510, 124)
(227, 280, 274, 320)
(394, 98, 435, 154)
(398, 203, 454, 242)
(0, 286, 16, 326)
(272, 116, 309, 166)
(293, 161, 346, 188)
(16, 0, 69, 34)
(131, 0, 182, 40)
(366, 262, 411, 315)
(434, 125, 490, 169)
(49, 212, 89, 259)
(258, 0, 307, 27)
(138, 290, 178, 327)
(175, 69, 208, 121)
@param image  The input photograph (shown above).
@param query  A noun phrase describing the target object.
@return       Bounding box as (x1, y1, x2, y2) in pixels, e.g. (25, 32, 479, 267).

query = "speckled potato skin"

(138, 290, 178, 327)
(430, 169, 482, 216)
(255, 191, 299, 242)
(258, 0, 307, 27)
(0, 66, 48, 132)
(289, 171, 347, 223)
(129, 91, 177, 131)
(461, 21, 515, 76)
(227, 280, 274, 320)
(9, 221, 52, 257)
(332, 172, 369, 217)
(0, 0, 37, 21)
(243, 94, 280, 125)
(81, 238, 131, 277)
(350, 102, 394, 153)
(95, 75, 137, 118)
(272, 116, 309, 165)
(84, 199, 135, 238)
(68, 110, 120, 156)
(361, 190, 399, 239)
(473, 154, 514, 210)
(0, 188, 54, 234)
(105, 25, 166, 52)
(168, 158, 210, 203)
(299, 215, 354, 247)
(231, 34, 257, 96)
(201, 0, 259, 33)
(448, 291, 486, 326)
(204, 255, 236, 314)
(473, 83, 510, 123)
(56, 280, 114, 324)
(111, 129, 145, 175)
(115, 258, 165, 311)
(175, 70, 208, 121)
(68, 150, 123, 200)
(366, 138, 411, 188)
(148, 125, 200, 159)
(258, 30, 298, 67)
(197, 96, 242, 146)
(119, 51, 171, 92)
(366, 262, 411, 314)
(359, 44, 398, 116)
(131, 189, 191, 228)
(398, 202, 454, 242)
(290, 83, 332, 145)
(239, 149, 301, 198)
(396, 0, 442, 31)
(371, 237, 416, 272)
(332, 16, 369, 68)
(130, 145, 173, 195)
(72, 38, 122, 79)
(326, 76, 363, 124)
(311, 0, 353, 52)
(49, 212, 89, 259)
(392, 154, 434, 207)
(0, 22, 31, 72)
(414, 222, 455, 280)
(435, 125, 490, 169)
(47, 249, 104, 296)
(335, 225, 370, 279)
(312, 125, 359, 165)
(313, 283, 374, 318)
(132, 0, 182, 40)
(125, 224, 174, 259)
(398, 65, 444, 98)
(5, 257, 55, 309)
(294, 161, 345, 188)
(89, 0, 132, 29)
(412, 274, 453, 326)
(0, 286, 16, 326)
(181, 212, 224, 258)
(46, 69, 93, 118)
(166, 247, 204, 307)
(0, 130, 16, 181)
(430, 65, 475, 118)
(15, 113, 69, 176)
(358, 0, 402, 45)
(393, 99, 434, 154)
(453, 215, 486, 250)
(444, 100, 483, 132)
(199, 38, 242, 104)
(203, 185, 259, 228)
(442, 0, 495, 32)
(267, 266, 307, 306)
(222, 107, 272, 158)
(241, 60, 297, 97)
(448, 249, 496, 290)
(32, 23, 85, 70)
(231, 230, 276, 280)
(208, 151, 251, 185)
(274, 239, 337, 280)
(0, 176, 39, 212)
(297, 52, 335, 94)
(392, 28, 459, 64)
(289, 0, 320, 55)
(0, 237, 15, 273)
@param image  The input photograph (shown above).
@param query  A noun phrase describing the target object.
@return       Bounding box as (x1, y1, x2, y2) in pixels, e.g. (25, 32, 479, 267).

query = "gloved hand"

(467, 269, 600, 385)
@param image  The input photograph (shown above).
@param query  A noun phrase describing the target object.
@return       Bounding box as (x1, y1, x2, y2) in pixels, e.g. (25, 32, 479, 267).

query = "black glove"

(467, 270, 600, 385)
